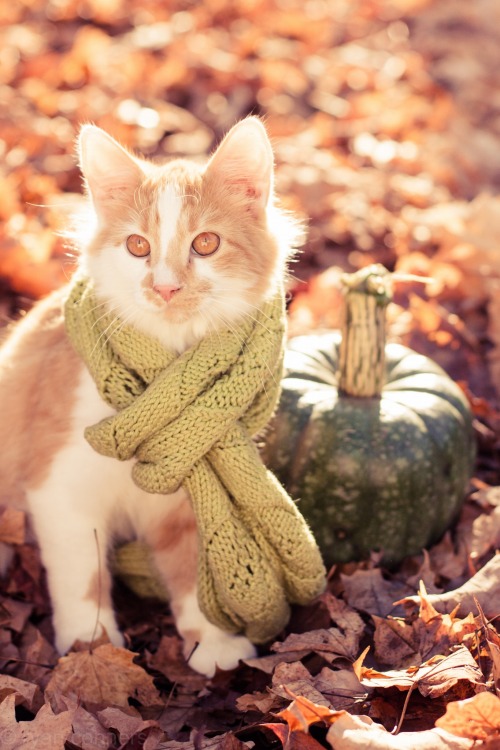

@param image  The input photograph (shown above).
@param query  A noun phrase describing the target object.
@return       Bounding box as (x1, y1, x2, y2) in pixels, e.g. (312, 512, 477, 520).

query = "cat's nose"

(153, 284, 182, 302)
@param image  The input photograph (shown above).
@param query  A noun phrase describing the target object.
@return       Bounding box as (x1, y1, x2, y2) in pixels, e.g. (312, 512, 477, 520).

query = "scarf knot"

(65, 276, 326, 643)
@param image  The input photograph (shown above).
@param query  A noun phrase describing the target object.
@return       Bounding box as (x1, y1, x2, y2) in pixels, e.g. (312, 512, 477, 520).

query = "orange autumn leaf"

(435, 693, 500, 741)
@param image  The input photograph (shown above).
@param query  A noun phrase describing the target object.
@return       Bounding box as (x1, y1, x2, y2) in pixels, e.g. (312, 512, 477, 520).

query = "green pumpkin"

(262, 266, 476, 566)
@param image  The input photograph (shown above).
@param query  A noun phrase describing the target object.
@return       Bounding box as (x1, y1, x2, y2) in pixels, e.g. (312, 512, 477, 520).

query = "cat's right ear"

(78, 125, 143, 219)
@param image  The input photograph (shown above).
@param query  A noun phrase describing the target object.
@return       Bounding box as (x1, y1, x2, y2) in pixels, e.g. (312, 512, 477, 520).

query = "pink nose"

(153, 284, 182, 302)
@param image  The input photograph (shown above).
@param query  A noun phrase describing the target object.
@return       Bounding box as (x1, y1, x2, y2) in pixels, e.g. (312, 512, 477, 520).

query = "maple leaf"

(375, 581, 478, 668)
(262, 692, 344, 750)
(354, 645, 483, 698)
(272, 625, 360, 663)
(272, 661, 329, 707)
(146, 634, 206, 691)
(341, 569, 413, 618)
(45, 643, 163, 714)
(0, 693, 74, 750)
(69, 703, 113, 750)
(326, 711, 475, 749)
(401, 554, 500, 621)
(0, 674, 42, 713)
(471, 507, 500, 559)
(98, 706, 165, 746)
(435, 692, 500, 741)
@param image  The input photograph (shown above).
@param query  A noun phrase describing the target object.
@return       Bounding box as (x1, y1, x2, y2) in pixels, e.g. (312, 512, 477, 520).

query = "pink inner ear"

(229, 178, 262, 201)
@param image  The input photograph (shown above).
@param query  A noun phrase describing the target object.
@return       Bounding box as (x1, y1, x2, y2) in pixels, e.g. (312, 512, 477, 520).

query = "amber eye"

(191, 232, 220, 257)
(126, 234, 151, 257)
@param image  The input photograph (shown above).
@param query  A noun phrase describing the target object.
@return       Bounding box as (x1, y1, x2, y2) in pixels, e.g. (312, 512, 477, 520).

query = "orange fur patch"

(0, 288, 82, 504)
(144, 495, 198, 604)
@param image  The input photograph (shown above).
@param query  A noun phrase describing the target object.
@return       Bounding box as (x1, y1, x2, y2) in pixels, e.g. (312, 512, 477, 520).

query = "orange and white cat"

(0, 117, 297, 676)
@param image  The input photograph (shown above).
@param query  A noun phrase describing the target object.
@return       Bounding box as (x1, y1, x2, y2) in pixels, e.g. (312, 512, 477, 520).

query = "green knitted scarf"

(64, 276, 326, 643)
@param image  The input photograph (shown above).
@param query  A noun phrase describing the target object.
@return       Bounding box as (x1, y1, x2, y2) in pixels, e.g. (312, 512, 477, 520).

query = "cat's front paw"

(54, 610, 124, 654)
(186, 632, 256, 677)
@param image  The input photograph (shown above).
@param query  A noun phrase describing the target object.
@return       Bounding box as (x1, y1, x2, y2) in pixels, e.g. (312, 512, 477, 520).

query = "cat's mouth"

(144, 285, 207, 324)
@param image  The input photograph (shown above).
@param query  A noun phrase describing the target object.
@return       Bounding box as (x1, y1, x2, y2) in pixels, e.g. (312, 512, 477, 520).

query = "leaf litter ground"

(1, 0, 500, 747)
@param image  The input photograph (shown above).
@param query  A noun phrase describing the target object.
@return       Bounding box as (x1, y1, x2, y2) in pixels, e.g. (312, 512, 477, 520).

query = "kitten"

(0, 117, 297, 676)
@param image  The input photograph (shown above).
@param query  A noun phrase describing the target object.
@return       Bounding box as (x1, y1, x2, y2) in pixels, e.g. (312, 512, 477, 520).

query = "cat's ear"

(78, 125, 143, 218)
(205, 117, 274, 211)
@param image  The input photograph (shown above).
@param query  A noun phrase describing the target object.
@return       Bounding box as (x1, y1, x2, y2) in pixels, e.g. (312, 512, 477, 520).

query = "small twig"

(392, 681, 418, 735)
(89, 528, 102, 655)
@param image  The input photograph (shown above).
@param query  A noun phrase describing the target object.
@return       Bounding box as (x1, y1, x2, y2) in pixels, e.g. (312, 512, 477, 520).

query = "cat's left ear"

(205, 117, 274, 211)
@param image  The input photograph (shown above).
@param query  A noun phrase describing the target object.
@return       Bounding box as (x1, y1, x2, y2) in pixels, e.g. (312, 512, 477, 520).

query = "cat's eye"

(126, 234, 151, 257)
(191, 232, 220, 257)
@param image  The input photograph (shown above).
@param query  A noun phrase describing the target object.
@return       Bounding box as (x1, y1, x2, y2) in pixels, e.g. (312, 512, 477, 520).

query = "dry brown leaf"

(428, 532, 468, 582)
(373, 616, 419, 668)
(268, 693, 337, 730)
(70, 704, 112, 750)
(272, 662, 329, 707)
(354, 645, 482, 698)
(412, 582, 478, 662)
(98, 706, 165, 746)
(341, 569, 413, 618)
(45, 643, 163, 713)
(0, 674, 43, 712)
(435, 692, 500, 741)
(236, 689, 280, 714)
(0, 693, 75, 750)
(326, 711, 474, 749)
(401, 555, 500, 620)
(321, 593, 366, 642)
(313, 667, 368, 711)
(146, 635, 206, 691)
(262, 721, 326, 750)
(470, 507, 500, 560)
(244, 650, 306, 674)
(273, 627, 360, 663)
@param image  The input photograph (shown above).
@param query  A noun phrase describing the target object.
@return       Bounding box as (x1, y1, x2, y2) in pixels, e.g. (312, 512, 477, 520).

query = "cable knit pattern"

(64, 275, 326, 643)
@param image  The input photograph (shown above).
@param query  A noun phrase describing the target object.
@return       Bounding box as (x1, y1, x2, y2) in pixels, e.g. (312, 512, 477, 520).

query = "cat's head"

(77, 117, 299, 352)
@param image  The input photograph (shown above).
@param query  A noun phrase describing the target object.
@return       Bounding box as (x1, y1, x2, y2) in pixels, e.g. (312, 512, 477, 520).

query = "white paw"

(187, 633, 257, 677)
(54, 609, 124, 653)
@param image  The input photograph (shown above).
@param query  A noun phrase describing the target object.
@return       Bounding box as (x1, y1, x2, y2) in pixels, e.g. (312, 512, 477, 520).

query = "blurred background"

(1, 0, 500, 405)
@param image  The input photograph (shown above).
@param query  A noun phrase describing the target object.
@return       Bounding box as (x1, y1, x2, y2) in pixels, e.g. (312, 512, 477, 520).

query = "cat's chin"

(130, 304, 214, 355)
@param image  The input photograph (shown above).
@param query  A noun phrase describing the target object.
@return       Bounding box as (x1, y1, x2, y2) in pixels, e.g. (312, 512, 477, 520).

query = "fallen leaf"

(435, 692, 500, 741)
(45, 643, 163, 713)
(0, 674, 43, 712)
(401, 555, 500, 620)
(0, 693, 74, 750)
(69, 704, 112, 750)
(313, 666, 368, 711)
(272, 662, 329, 707)
(326, 711, 474, 749)
(236, 689, 280, 714)
(98, 706, 165, 745)
(372, 616, 419, 668)
(411, 582, 478, 662)
(273, 627, 360, 663)
(146, 635, 206, 691)
(262, 721, 326, 750)
(341, 569, 413, 618)
(355, 645, 482, 698)
(263, 692, 343, 749)
(470, 507, 500, 559)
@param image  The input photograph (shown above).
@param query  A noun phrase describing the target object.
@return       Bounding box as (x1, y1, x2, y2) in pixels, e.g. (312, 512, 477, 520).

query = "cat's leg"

(140, 491, 256, 677)
(26, 449, 125, 654)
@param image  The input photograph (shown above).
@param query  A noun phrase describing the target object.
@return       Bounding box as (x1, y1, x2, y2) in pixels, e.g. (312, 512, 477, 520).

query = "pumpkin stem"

(339, 264, 392, 398)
